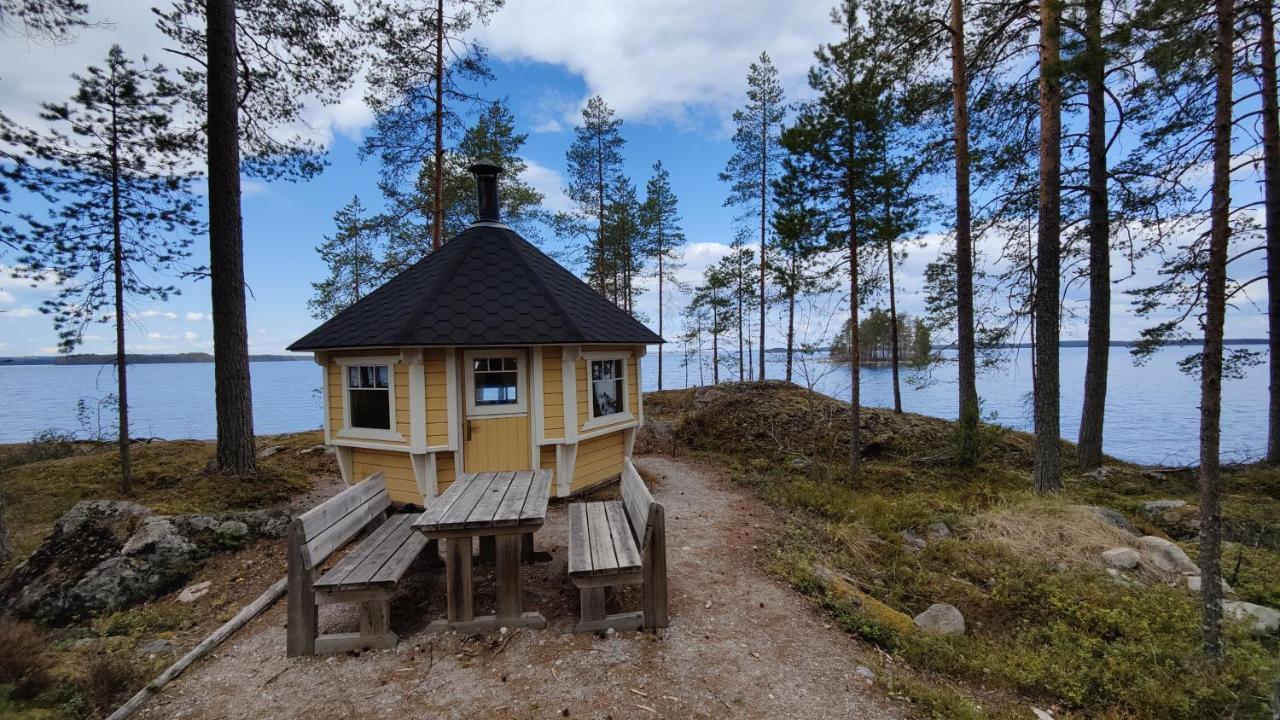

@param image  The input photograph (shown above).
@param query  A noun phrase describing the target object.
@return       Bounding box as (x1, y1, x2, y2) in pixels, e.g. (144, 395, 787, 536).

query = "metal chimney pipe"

(469, 162, 502, 223)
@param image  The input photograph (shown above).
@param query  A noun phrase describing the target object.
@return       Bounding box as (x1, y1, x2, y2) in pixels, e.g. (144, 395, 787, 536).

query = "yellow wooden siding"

(463, 414, 531, 472)
(394, 363, 410, 436)
(425, 349, 449, 446)
(572, 431, 625, 492)
(351, 448, 419, 505)
(542, 347, 564, 440)
(435, 451, 456, 494)
(539, 444, 556, 471)
(627, 356, 639, 415)
(326, 362, 343, 434)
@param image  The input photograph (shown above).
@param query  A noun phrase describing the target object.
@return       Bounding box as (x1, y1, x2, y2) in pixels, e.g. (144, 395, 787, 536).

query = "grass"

(649, 381, 1280, 720)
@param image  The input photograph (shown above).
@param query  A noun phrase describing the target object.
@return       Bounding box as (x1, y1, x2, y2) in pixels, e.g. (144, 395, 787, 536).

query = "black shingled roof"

(288, 223, 663, 350)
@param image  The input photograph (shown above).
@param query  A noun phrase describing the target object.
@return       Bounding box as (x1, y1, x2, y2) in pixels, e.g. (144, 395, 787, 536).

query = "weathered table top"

(412, 470, 552, 537)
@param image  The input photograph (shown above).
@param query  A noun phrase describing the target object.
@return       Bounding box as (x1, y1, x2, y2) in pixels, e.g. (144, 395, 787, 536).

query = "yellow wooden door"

(462, 349, 532, 472)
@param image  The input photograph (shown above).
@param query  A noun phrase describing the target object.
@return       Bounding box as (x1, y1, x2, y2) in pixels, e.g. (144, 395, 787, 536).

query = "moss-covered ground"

(646, 381, 1280, 720)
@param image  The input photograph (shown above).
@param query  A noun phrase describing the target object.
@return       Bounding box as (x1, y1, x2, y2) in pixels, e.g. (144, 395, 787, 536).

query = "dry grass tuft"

(965, 501, 1138, 570)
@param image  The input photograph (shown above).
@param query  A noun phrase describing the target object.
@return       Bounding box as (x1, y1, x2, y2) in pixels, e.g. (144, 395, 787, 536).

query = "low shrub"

(94, 604, 197, 638)
(77, 653, 145, 716)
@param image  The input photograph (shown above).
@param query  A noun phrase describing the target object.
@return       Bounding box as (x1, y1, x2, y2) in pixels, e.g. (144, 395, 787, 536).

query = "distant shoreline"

(762, 338, 1270, 354)
(0, 352, 310, 366)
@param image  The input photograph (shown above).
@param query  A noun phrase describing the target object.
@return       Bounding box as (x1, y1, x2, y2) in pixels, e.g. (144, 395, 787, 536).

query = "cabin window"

(465, 351, 527, 416)
(347, 364, 391, 430)
(588, 356, 628, 422)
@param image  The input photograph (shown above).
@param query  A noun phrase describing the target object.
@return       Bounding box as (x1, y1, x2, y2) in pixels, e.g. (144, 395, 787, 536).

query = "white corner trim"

(561, 345, 579, 443)
(555, 443, 576, 497)
(411, 453, 433, 504)
(623, 426, 637, 457)
(403, 349, 427, 453)
(334, 445, 354, 485)
(636, 353, 645, 425)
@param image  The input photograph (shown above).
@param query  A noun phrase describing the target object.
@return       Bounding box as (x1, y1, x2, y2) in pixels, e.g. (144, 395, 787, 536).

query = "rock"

(1144, 470, 1167, 482)
(1150, 503, 1201, 537)
(1032, 709, 1055, 720)
(900, 529, 926, 551)
(1137, 535, 1199, 575)
(1140, 499, 1187, 515)
(1223, 601, 1280, 636)
(1082, 466, 1115, 482)
(177, 580, 212, 603)
(1185, 575, 1234, 596)
(788, 456, 813, 470)
(256, 445, 286, 459)
(1101, 547, 1140, 570)
(691, 386, 725, 408)
(913, 603, 965, 636)
(298, 444, 334, 456)
(215, 520, 250, 547)
(854, 665, 876, 682)
(139, 639, 174, 655)
(1070, 505, 1139, 536)
(925, 522, 952, 541)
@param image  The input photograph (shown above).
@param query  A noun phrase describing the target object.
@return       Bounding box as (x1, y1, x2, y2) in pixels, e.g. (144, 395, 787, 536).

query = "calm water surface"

(0, 345, 1266, 466)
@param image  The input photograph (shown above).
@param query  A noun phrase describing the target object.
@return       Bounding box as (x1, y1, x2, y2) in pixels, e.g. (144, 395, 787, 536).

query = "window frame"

(582, 351, 633, 430)
(336, 356, 404, 442)
(464, 349, 528, 418)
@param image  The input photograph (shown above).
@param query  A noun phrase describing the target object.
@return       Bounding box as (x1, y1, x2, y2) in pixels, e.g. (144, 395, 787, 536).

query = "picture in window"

(347, 365, 391, 429)
(474, 356, 519, 406)
(591, 358, 624, 418)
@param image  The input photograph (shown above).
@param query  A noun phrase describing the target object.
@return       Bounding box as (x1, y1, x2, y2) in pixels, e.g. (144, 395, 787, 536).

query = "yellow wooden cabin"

(288, 164, 662, 506)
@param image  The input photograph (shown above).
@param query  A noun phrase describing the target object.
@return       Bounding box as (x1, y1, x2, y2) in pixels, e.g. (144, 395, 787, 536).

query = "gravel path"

(143, 455, 907, 720)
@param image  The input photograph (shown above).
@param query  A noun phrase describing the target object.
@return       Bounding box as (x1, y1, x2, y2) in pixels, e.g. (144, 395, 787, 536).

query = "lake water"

(0, 344, 1267, 466)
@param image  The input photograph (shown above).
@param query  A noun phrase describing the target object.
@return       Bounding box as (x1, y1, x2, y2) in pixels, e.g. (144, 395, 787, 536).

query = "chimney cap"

(468, 162, 503, 176)
(469, 162, 503, 223)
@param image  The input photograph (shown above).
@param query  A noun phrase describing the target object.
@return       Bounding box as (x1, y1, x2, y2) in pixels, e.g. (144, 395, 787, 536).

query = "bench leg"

(359, 599, 390, 637)
(445, 537, 474, 623)
(580, 587, 606, 624)
(495, 534, 522, 620)
(642, 508, 670, 629)
(286, 521, 317, 657)
(521, 532, 534, 563)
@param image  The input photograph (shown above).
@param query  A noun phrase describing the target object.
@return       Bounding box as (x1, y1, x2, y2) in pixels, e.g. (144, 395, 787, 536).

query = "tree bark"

(759, 110, 768, 382)
(207, 0, 258, 475)
(848, 192, 861, 475)
(109, 75, 133, 496)
(1034, 0, 1063, 494)
(1199, 0, 1234, 661)
(737, 259, 746, 382)
(431, 0, 444, 251)
(786, 256, 796, 383)
(711, 297, 720, 385)
(658, 239, 664, 391)
(1077, 0, 1110, 469)
(884, 146, 902, 414)
(1260, 0, 1280, 465)
(950, 0, 980, 464)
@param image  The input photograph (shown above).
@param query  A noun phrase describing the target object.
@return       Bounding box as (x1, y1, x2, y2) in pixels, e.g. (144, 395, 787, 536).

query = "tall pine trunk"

(658, 241, 665, 390)
(737, 267, 746, 381)
(786, 256, 797, 382)
(431, 0, 444, 251)
(950, 0, 980, 464)
(712, 298, 721, 385)
(207, 0, 257, 474)
(1034, 0, 1063, 494)
(1260, 0, 1280, 465)
(108, 79, 133, 496)
(848, 189, 862, 474)
(759, 113, 768, 382)
(1077, 0, 1110, 469)
(1198, 0, 1234, 660)
(883, 147, 902, 414)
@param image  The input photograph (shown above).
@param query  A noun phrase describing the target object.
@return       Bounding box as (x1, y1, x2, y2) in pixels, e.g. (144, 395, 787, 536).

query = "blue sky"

(0, 0, 1270, 356)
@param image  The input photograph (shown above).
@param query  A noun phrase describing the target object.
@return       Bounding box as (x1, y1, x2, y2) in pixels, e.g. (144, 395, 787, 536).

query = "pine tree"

(1, 46, 200, 495)
(310, 197, 381, 320)
(690, 263, 733, 385)
(565, 96, 626, 298)
(0, 0, 88, 42)
(771, 162, 830, 383)
(721, 52, 785, 382)
(602, 174, 643, 313)
(156, 0, 361, 474)
(640, 161, 686, 388)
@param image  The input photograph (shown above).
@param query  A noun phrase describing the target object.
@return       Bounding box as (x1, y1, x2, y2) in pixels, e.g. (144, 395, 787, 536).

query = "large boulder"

(913, 603, 965, 636)
(1070, 505, 1139, 536)
(1137, 536, 1199, 575)
(1, 502, 290, 625)
(1223, 601, 1280, 636)
(1101, 547, 1140, 570)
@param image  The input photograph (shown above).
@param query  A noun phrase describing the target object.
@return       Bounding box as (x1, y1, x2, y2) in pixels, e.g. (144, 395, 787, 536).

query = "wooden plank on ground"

(492, 471, 536, 527)
(603, 500, 642, 570)
(585, 501, 619, 574)
(518, 469, 553, 525)
(567, 503, 592, 577)
(466, 471, 515, 528)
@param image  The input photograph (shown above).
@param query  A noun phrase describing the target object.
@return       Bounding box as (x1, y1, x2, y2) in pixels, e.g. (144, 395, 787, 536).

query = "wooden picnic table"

(412, 469, 552, 632)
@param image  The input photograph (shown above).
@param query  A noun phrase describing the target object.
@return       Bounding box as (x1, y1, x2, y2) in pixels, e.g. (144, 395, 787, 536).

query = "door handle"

(466, 419, 473, 441)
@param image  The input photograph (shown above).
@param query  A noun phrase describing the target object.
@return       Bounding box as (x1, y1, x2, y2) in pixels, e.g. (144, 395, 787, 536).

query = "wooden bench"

(286, 472, 431, 656)
(567, 458, 668, 632)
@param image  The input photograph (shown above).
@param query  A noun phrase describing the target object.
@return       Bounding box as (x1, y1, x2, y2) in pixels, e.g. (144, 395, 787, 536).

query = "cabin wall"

(351, 447, 418, 505)
(572, 431, 625, 493)
(425, 348, 449, 446)
(435, 450, 457, 494)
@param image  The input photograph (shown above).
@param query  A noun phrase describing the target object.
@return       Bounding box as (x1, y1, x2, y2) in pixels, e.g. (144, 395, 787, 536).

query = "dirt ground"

(142, 455, 910, 720)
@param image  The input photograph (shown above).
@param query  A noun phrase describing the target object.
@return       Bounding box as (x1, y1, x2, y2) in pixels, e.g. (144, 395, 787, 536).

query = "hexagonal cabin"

(288, 164, 662, 506)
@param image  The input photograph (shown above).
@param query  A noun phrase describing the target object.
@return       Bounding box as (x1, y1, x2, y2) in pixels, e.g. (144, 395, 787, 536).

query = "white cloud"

(139, 309, 179, 321)
(0, 266, 59, 292)
(184, 330, 199, 340)
(186, 311, 208, 322)
(0, 289, 14, 306)
(1, 306, 39, 318)
(476, 0, 837, 125)
(519, 159, 575, 213)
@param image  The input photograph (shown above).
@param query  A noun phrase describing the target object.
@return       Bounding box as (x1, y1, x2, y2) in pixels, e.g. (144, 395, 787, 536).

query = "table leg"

(495, 534, 522, 620)
(445, 537, 473, 623)
(521, 532, 534, 563)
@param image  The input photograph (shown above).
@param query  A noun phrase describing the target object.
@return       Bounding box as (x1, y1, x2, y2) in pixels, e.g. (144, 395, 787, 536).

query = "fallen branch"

(107, 576, 288, 720)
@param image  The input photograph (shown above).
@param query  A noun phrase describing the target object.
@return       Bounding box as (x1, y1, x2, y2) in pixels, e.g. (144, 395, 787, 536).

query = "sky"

(0, 0, 1270, 357)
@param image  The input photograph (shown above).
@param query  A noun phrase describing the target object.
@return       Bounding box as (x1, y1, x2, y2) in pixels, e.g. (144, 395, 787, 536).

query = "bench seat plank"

(604, 501, 642, 569)
(314, 513, 424, 590)
(568, 501, 641, 579)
